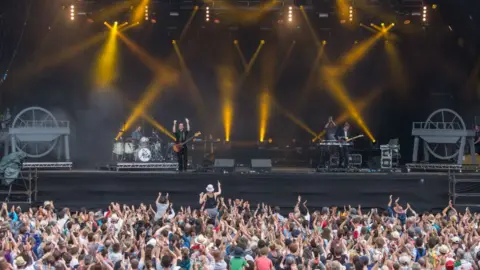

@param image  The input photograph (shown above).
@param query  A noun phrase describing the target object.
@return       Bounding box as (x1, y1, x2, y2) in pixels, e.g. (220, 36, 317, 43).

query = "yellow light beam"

(13, 23, 139, 89)
(132, 0, 149, 23)
(179, 6, 199, 41)
(234, 40, 248, 70)
(320, 69, 376, 142)
(313, 86, 383, 141)
(384, 40, 409, 95)
(94, 1, 132, 22)
(120, 95, 177, 140)
(274, 40, 296, 84)
(203, 0, 278, 24)
(300, 6, 320, 45)
(94, 22, 118, 88)
(259, 91, 270, 142)
(294, 43, 325, 110)
(216, 66, 237, 142)
(360, 23, 379, 34)
(271, 97, 317, 137)
(15, 33, 106, 83)
(172, 41, 206, 119)
(336, 29, 389, 76)
(109, 15, 194, 138)
(116, 79, 174, 140)
(108, 27, 179, 139)
(245, 40, 265, 74)
(141, 113, 176, 140)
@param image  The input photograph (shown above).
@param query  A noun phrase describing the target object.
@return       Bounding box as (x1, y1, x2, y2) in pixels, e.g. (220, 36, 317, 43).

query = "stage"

(32, 168, 468, 212)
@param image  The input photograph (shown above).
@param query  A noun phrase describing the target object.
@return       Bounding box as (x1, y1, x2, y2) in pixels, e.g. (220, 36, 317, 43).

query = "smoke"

(73, 88, 125, 167)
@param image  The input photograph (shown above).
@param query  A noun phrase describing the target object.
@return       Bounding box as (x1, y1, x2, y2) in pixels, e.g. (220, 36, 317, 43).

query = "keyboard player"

(324, 116, 337, 141)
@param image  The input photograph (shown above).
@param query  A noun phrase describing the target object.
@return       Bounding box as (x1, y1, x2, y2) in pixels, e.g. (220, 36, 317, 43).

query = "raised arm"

(172, 120, 177, 133)
(185, 118, 190, 131)
(214, 181, 222, 196)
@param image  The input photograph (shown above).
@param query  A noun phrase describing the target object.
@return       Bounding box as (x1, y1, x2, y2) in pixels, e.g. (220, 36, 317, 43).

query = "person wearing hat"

(230, 247, 248, 270)
(199, 181, 221, 219)
(15, 256, 27, 269)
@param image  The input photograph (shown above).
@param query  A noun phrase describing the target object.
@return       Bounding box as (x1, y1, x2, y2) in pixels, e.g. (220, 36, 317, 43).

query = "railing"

(13, 120, 70, 128)
(412, 121, 462, 130)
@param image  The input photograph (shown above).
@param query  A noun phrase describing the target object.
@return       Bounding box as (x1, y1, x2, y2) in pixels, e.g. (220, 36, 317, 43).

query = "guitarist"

(172, 118, 190, 172)
(337, 122, 352, 168)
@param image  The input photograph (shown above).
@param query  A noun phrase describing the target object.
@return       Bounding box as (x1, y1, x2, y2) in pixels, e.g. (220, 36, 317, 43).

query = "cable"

(0, 0, 32, 85)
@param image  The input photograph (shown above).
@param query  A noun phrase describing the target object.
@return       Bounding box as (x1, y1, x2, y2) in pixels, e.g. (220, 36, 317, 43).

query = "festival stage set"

(0, 106, 479, 211)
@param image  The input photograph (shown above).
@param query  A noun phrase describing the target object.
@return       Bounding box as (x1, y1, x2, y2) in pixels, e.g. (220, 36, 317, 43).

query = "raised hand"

(185, 118, 189, 123)
(174, 120, 177, 124)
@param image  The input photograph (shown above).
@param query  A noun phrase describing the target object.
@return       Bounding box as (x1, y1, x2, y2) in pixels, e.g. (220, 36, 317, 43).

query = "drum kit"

(112, 133, 177, 162)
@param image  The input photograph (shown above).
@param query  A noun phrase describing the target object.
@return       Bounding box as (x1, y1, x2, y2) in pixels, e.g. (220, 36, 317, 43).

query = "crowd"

(0, 181, 479, 270)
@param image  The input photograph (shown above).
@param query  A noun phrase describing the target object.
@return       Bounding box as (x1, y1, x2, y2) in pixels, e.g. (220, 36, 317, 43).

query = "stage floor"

(33, 169, 462, 212)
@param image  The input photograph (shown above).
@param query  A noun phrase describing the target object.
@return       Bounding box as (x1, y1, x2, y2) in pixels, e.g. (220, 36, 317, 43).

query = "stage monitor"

(251, 159, 272, 172)
(214, 159, 235, 173)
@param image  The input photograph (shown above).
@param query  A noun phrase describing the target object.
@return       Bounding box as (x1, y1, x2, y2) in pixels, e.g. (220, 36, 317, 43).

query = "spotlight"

(432, 4, 437, 9)
(233, 40, 238, 44)
(206, 6, 210, 22)
(172, 40, 176, 44)
(70, 5, 75, 21)
(287, 6, 293, 22)
(145, 5, 149, 21)
(260, 40, 265, 44)
(422, 6, 428, 23)
(404, 19, 411, 24)
(322, 40, 327, 45)
(348, 6, 353, 22)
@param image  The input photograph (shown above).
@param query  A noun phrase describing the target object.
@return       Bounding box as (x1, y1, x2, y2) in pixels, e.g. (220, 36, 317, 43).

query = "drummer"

(131, 126, 142, 141)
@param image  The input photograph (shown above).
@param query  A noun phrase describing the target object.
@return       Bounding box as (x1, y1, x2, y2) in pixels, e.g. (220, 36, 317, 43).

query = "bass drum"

(136, 148, 152, 162)
(112, 142, 124, 155)
(124, 142, 135, 154)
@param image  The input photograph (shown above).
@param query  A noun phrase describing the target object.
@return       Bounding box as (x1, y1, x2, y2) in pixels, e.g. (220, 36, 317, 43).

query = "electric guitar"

(344, 134, 364, 142)
(173, 132, 201, 153)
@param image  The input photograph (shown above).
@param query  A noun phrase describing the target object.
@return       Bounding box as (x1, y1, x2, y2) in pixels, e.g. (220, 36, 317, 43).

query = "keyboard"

(317, 141, 352, 146)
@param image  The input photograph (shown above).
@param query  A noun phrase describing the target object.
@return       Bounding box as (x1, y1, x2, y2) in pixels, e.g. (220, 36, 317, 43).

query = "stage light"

(233, 40, 238, 44)
(268, 138, 273, 143)
(322, 40, 327, 45)
(349, 6, 353, 22)
(432, 4, 437, 9)
(422, 6, 427, 22)
(288, 6, 293, 22)
(145, 5, 149, 21)
(172, 40, 176, 44)
(260, 40, 265, 44)
(70, 5, 75, 21)
(404, 19, 411, 24)
(206, 6, 210, 22)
